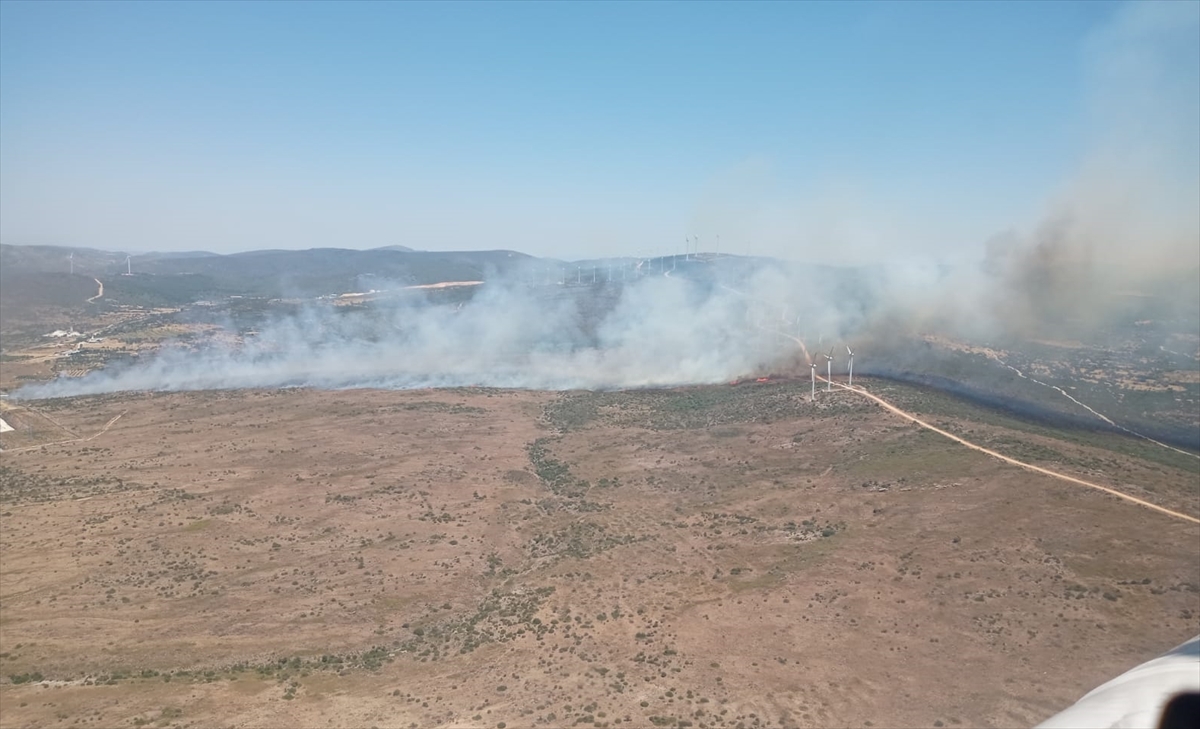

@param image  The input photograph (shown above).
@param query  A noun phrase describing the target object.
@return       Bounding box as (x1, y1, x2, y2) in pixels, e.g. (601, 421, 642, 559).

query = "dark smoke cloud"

(978, 1, 1200, 340)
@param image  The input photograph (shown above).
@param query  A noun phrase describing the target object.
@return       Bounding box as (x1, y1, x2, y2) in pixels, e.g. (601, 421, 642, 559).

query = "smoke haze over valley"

(2, 5, 1199, 729)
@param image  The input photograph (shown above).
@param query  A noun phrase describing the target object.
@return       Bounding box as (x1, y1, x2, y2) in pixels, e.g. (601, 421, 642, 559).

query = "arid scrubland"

(1, 382, 1197, 729)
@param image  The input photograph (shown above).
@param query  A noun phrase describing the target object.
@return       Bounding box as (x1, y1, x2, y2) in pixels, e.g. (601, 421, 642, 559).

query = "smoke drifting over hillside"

(11, 3, 1198, 402)
(10, 229, 1196, 402)
(14, 264, 831, 398)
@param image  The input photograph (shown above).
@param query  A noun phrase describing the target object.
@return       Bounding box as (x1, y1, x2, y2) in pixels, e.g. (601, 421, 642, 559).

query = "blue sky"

(1, 0, 1195, 262)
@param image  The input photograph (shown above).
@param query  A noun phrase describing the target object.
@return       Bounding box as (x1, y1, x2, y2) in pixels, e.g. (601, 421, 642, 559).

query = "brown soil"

(1, 383, 1197, 729)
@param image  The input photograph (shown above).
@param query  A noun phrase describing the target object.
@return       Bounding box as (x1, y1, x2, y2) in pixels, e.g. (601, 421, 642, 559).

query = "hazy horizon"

(2, 1, 1196, 270)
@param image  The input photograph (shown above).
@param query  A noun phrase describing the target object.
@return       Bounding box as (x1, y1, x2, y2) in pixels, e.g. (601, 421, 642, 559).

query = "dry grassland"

(1, 382, 1197, 729)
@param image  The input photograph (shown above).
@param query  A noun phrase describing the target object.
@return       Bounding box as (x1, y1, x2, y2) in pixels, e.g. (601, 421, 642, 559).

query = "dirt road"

(86, 278, 104, 303)
(820, 375, 1200, 525)
(761, 326, 1198, 525)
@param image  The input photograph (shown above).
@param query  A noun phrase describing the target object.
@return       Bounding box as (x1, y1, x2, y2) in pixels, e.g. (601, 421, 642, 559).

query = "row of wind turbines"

(809, 345, 855, 401)
(534, 249, 719, 287)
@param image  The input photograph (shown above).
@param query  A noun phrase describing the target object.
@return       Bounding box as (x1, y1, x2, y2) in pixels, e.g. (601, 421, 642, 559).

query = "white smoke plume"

(11, 3, 1197, 400)
(16, 261, 871, 399)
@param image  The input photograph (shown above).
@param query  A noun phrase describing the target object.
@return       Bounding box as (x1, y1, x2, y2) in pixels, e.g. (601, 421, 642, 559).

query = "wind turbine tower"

(846, 346, 855, 387)
(823, 349, 834, 392)
(125, 255, 132, 275)
(810, 363, 817, 401)
(68, 252, 74, 275)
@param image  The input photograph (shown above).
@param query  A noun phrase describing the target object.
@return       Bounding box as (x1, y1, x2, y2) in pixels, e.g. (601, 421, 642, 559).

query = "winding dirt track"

(819, 375, 1200, 525)
(86, 278, 104, 303)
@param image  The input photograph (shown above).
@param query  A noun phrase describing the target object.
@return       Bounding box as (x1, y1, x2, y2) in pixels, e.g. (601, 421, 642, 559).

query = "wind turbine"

(68, 252, 74, 275)
(823, 348, 834, 392)
(846, 345, 854, 387)
(810, 363, 817, 401)
(125, 255, 132, 275)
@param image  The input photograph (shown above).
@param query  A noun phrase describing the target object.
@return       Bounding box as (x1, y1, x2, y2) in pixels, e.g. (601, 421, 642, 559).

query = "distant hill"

(139, 247, 533, 296)
(136, 250, 221, 260)
(0, 244, 537, 303)
(0, 244, 127, 276)
(0, 271, 100, 316)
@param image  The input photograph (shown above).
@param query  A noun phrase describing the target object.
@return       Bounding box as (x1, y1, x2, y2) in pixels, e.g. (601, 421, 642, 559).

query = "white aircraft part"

(0, 417, 12, 433)
(1036, 635, 1199, 729)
